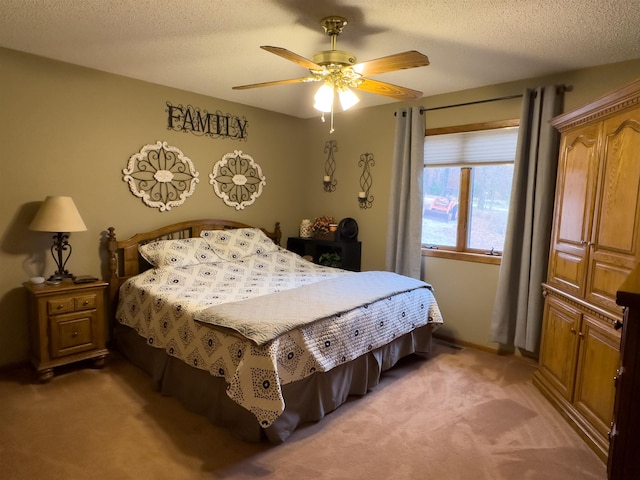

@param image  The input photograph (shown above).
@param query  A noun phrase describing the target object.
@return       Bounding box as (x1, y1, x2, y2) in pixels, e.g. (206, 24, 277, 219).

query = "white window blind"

(424, 126, 519, 166)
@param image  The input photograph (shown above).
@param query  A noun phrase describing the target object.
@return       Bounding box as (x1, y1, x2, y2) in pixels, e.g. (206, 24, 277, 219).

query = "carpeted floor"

(0, 342, 606, 480)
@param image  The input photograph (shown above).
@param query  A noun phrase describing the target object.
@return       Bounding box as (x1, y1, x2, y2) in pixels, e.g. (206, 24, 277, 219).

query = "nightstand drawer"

(47, 294, 97, 315)
(49, 312, 96, 358)
(47, 298, 75, 315)
(74, 294, 97, 311)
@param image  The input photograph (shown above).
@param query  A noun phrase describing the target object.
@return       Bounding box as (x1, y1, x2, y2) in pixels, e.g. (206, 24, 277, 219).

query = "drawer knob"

(57, 304, 64, 310)
(83, 300, 89, 305)
(72, 331, 79, 337)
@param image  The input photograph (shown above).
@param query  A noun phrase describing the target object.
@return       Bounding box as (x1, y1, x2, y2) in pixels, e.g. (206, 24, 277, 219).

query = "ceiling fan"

(233, 16, 429, 131)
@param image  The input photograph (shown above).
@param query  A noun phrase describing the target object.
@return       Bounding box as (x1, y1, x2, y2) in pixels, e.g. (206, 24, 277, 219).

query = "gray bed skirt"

(115, 322, 435, 443)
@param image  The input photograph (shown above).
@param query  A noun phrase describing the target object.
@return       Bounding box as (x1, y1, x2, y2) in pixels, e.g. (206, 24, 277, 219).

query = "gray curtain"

(385, 107, 425, 279)
(490, 86, 564, 353)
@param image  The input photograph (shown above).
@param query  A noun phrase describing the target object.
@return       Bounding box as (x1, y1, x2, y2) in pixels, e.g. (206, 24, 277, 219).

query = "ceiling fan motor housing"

(312, 50, 357, 67)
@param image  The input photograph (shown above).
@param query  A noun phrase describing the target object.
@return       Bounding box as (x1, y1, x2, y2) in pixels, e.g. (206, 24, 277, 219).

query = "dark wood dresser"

(287, 236, 361, 271)
(608, 264, 640, 479)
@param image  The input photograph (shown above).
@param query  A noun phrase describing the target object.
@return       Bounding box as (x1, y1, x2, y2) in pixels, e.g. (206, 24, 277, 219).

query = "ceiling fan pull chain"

(330, 105, 335, 134)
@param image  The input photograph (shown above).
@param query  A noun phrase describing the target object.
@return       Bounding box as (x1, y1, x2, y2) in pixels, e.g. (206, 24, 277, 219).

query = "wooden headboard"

(106, 218, 281, 328)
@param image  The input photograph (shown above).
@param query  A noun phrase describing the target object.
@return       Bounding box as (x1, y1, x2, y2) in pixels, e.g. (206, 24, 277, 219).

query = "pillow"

(139, 238, 222, 268)
(200, 228, 279, 261)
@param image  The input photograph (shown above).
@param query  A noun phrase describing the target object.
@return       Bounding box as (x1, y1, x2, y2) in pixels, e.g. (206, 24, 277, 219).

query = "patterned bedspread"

(196, 271, 431, 345)
(116, 247, 443, 427)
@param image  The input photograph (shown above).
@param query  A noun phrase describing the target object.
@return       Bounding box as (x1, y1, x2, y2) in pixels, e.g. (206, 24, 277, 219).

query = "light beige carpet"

(0, 342, 606, 479)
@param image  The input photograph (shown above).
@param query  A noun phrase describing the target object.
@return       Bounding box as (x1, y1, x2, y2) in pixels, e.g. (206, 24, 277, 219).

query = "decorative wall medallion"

(209, 150, 266, 210)
(123, 141, 199, 211)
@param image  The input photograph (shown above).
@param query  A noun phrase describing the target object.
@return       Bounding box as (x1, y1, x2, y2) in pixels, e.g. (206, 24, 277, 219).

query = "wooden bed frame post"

(106, 226, 121, 346)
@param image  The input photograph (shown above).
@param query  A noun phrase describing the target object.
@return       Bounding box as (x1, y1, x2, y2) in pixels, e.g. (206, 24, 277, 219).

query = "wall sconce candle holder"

(323, 140, 338, 192)
(358, 152, 375, 209)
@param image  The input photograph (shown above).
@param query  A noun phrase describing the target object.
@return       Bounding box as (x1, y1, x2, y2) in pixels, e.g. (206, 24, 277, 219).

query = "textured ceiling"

(1, 0, 639, 118)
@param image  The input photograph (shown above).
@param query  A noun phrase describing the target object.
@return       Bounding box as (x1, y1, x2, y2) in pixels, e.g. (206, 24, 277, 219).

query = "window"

(422, 120, 519, 262)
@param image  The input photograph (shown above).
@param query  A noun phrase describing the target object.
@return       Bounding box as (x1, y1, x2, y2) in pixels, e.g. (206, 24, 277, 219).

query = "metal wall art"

(323, 139, 338, 192)
(123, 141, 199, 211)
(358, 152, 375, 209)
(209, 150, 266, 210)
(166, 102, 248, 141)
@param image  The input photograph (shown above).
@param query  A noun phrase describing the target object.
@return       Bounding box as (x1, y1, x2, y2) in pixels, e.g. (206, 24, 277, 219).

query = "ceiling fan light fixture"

(314, 82, 334, 112)
(338, 86, 359, 110)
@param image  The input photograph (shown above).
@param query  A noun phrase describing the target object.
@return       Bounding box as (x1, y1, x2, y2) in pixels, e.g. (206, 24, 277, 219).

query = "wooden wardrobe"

(533, 78, 640, 462)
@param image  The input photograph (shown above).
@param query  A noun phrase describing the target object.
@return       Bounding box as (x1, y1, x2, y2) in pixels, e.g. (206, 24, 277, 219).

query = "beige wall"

(1, 45, 638, 367)
(0, 48, 310, 366)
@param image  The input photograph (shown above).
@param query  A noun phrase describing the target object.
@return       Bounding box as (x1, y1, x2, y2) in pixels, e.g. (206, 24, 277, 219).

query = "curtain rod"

(419, 93, 523, 113)
(394, 93, 523, 116)
(418, 85, 572, 113)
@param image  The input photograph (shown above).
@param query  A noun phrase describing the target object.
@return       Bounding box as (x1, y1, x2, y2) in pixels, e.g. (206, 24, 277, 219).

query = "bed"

(106, 219, 443, 443)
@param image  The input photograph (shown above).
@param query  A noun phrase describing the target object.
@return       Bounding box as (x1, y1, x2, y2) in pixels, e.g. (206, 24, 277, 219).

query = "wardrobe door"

(547, 123, 600, 298)
(586, 108, 640, 314)
(538, 295, 581, 400)
(573, 313, 620, 450)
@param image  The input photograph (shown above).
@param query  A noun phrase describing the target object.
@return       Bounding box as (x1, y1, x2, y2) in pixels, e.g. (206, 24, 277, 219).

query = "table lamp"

(29, 196, 87, 280)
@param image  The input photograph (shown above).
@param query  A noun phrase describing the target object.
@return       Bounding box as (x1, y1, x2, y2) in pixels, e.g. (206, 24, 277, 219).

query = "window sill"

(421, 248, 502, 265)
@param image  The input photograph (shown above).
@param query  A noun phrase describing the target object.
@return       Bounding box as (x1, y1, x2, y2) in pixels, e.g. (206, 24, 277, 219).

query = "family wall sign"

(166, 101, 248, 141)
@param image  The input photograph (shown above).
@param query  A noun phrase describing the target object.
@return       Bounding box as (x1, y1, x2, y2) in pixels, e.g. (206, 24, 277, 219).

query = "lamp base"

(49, 232, 76, 282)
(48, 272, 74, 281)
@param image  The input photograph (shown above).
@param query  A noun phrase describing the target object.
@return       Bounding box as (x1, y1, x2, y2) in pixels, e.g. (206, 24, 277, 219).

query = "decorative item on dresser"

(533, 78, 640, 462)
(299, 218, 313, 238)
(24, 279, 109, 382)
(608, 264, 640, 480)
(311, 215, 336, 238)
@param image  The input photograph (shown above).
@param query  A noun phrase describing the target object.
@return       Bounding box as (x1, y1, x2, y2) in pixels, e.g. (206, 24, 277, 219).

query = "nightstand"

(23, 279, 109, 382)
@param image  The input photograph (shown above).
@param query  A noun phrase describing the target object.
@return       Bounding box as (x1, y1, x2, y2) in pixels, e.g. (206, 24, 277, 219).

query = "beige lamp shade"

(29, 196, 87, 232)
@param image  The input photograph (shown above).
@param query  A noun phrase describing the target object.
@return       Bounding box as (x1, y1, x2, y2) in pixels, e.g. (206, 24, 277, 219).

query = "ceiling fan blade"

(261, 46, 324, 71)
(233, 77, 316, 90)
(357, 78, 423, 100)
(353, 51, 429, 76)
